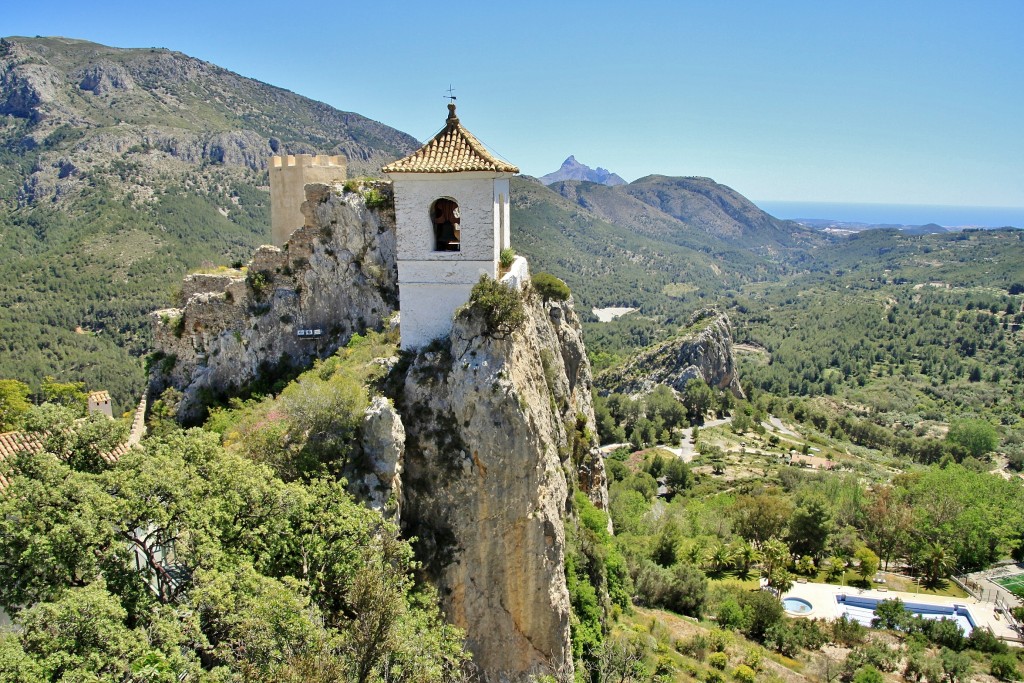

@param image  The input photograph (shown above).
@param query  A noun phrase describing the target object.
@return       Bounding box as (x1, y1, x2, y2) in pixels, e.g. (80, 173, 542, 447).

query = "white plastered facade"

(389, 172, 513, 349)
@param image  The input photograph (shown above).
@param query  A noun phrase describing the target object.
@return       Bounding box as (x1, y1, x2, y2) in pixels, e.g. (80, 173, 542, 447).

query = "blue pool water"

(783, 597, 813, 614)
(835, 594, 975, 634)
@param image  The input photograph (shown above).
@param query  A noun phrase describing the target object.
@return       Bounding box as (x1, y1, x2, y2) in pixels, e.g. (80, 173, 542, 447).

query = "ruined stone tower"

(269, 154, 347, 246)
(383, 103, 519, 349)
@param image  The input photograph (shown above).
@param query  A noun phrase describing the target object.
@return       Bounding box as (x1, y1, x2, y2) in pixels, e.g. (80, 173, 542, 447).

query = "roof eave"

(384, 169, 518, 180)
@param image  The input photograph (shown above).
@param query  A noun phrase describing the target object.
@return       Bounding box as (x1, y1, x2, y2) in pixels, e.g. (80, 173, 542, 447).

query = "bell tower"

(383, 104, 519, 350)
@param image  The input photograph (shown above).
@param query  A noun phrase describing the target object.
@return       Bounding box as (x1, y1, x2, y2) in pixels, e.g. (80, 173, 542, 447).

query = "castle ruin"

(269, 153, 347, 246)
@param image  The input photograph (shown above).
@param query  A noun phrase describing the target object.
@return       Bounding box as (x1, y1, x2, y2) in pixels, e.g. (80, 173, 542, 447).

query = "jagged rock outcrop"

(75, 60, 135, 95)
(360, 394, 405, 517)
(399, 287, 606, 682)
(150, 182, 397, 421)
(596, 308, 744, 398)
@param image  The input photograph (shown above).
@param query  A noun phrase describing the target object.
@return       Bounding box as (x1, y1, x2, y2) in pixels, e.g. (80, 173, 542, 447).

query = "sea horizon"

(754, 200, 1024, 229)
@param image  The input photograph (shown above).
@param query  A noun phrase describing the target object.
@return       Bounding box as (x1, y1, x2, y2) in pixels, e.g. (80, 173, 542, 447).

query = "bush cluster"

(532, 271, 571, 302)
(466, 275, 526, 337)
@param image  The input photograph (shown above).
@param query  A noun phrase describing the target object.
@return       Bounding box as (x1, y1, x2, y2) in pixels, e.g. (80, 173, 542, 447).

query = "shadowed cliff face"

(399, 291, 606, 682)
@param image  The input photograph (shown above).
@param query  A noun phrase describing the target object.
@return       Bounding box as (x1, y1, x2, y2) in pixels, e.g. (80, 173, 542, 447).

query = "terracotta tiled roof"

(0, 430, 42, 490)
(382, 104, 519, 174)
(0, 428, 125, 492)
(89, 390, 111, 403)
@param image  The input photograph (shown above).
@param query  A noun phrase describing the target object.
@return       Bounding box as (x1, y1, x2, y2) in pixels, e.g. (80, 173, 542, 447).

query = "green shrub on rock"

(466, 275, 526, 337)
(532, 272, 571, 303)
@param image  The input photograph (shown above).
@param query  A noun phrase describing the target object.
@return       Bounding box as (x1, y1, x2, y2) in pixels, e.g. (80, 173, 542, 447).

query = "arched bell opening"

(430, 197, 461, 252)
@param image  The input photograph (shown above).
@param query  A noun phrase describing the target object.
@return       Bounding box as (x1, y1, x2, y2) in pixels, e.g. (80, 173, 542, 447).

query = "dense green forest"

(1, 332, 468, 681)
(575, 228, 1024, 460)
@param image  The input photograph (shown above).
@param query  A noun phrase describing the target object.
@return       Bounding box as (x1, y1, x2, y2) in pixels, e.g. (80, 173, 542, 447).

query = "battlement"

(270, 154, 346, 169)
(269, 153, 348, 245)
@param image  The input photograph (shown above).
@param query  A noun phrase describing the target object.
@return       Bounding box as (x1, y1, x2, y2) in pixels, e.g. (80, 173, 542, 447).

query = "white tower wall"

(391, 172, 513, 349)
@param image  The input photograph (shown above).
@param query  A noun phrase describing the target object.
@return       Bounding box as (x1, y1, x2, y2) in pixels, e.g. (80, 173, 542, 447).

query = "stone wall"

(269, 154, 347, 246)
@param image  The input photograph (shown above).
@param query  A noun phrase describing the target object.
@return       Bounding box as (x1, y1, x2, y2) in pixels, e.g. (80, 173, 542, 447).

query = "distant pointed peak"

(540, 155, 626, 187)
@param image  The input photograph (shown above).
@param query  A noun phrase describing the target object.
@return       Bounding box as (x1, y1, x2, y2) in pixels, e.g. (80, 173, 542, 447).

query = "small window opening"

(432, 198, 460, 251)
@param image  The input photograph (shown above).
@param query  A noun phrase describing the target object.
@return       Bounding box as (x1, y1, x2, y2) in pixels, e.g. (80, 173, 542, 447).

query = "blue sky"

(4, 0, 1022, 207)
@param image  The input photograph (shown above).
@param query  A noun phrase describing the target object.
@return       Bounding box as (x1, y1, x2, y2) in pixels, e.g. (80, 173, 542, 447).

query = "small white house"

(383, 103, 519, 350)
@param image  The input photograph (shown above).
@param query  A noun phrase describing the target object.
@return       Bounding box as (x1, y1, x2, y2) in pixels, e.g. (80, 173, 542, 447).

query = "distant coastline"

(755, 201, 1024, 229)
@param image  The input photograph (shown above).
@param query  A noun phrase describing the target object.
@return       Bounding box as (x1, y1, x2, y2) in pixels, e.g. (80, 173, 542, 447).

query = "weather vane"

(444, 85, 457, 103)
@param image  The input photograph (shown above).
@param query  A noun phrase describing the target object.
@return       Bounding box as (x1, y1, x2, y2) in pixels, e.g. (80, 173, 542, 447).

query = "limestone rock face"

(150, 182, 397, 421)
(360, 395, 405, 517)
(76, 60, 135, 95)
(400, 293, 605, 682)
(148, 178, 613, 680)
(597, 309, 744, 398)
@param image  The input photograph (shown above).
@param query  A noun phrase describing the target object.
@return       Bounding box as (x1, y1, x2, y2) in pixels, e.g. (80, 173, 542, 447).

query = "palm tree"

(919, 542, 953, 588)
(708, 543, 734, 576)
(760, 537, 791, 580)
(730, 539, 760, 579)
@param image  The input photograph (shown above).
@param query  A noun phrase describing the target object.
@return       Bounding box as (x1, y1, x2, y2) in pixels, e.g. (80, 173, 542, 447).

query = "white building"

(383, 103, 519, 350)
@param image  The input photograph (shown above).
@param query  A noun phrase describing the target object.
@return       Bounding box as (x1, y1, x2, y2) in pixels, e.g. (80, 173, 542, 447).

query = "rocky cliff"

(1, 36, 419, 192)
(151, 183, 609, 680)
(596, 309, 744, 398)
(150, 181, 398, 422)
(399, 284, 605, 682)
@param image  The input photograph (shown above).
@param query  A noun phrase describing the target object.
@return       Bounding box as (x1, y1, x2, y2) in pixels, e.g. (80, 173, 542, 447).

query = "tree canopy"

(0, 415, 466, 681)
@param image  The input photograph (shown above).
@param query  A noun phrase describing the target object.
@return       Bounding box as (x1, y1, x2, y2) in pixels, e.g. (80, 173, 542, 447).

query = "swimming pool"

(783, 597, 813, 614)
(835, 594, 976, 634)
